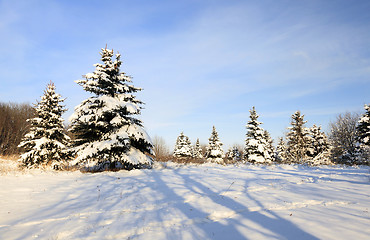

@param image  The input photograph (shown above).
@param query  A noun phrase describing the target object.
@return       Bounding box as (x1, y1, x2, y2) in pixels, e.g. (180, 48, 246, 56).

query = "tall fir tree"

(18, 82, 70, 169)
(205, 126, 224, 163)
(69, 47, 153, 170)
(173, 132, 193, 158)
(286, 111, 310, 163)
(192, 138, 203, 159)
(244, 106, 271, 163)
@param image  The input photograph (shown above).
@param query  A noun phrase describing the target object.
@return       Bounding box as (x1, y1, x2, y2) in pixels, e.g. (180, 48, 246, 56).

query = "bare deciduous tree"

(329, 112, 359, 163)
(0, 102, 35, 156)
(152, 135, 171, 161)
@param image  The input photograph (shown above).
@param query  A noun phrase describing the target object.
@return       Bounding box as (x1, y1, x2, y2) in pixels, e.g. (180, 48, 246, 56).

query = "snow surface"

(1, 161, 369, 239)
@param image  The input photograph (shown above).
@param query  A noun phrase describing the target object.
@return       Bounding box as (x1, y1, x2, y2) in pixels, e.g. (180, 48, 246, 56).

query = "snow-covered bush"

(205, 126, 224, 163)
(69, 47, 153, 171)
(244, 107, 271, 163)
(18, 82, 70, 169)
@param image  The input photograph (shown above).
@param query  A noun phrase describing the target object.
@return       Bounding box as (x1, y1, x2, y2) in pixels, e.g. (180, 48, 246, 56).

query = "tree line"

(0, 46, 369, 170)
(167, 106, 369, 166)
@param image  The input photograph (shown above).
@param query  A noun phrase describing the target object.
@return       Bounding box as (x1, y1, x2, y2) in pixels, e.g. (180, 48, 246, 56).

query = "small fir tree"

(263, 130, 274, 162)
(226, 146, 241, 162)
(286, 111, 310, 163)
(18, 82, 70, 169)
(192, 138, 203, 159)
(173, 132, 193, 158)
(275, 137, 287, 163)
(244, 107, 271, 163)
(307, 124, 331, 165)
(69, 47, 153, 170)
(205, 126, 224, 163)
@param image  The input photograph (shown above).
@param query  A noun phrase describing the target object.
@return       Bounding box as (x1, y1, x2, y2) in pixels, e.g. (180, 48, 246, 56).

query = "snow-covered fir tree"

(275, 137, 287, 163)
(357, 104, 370, 146)
(192, 138, 203, 159)
(307, 124, 331, 165)
(244, 107, 271, 163)
(173, 132, 193, 158)
(69, 47, 153, 170)
(263, 130, 274, 162)
(286, 111, 310, 164)
(205, 126, 224, 163)
(18, 82, 70, 169)
(357, 104, 370, 164)
(226, 146, 241, 162)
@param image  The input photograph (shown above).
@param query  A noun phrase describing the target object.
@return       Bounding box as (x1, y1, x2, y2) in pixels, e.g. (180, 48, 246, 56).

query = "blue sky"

(0, 0, 369, 150)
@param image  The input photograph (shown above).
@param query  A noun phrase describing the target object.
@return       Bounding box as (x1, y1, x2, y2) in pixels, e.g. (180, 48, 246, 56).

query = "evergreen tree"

(244, 107, 271, 163)
(263, 130, 274, 162)
(205, 126, 224, 163)
(226, 146, 241, 162)
(357, 104, 370, 146)
(308, 124, 331, 165)
(275, 137, 287, 163)
(18, 82, 70, 169)
(69, 47, 153, 170)
(173, 132, 193, 158)
(286, 111, 310, 163)
(357, 104, 370, 164)
(192, 138, 203, 159)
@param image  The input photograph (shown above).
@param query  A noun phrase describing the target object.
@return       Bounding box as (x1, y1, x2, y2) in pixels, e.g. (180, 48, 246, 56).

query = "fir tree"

(275, 137, 287, 163)
(192, 138, 203, 159)
(357, 104, 370, 147)
(205, 126, 224, 163)
(357, 104, 370, 164)
(69, 47, 153, 170)
(263, 130, 274, 162)
(286, 111, 310, 163)
(244, 107, 271, 163)
(308, 124, 331, 165)
(173, 132, 193, 158)
(18, 82, 70, 169)
(226, 146, 241, 162)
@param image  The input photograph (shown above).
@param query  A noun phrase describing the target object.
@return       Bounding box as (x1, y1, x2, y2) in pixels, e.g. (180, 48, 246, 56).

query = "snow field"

(0, 162, 369, 239)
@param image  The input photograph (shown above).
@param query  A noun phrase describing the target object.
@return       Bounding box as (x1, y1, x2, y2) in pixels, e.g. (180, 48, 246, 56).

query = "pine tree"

(357, 104, 370, 146)
(308, 124, 331, 165)
(69, 47, 153, 170)
(18, 82, 70, 169)
(244, 107, 271, 163)
(286, 111, 310, 163)
(357, 104, 370, 164)
(192, 138, 203, 159)
(226, 146, 241, 162)
(205, 126, 224, 163)
(263, 130, 274, 162)
(275, 137, 287, 163)
(173, 132, 193, 158)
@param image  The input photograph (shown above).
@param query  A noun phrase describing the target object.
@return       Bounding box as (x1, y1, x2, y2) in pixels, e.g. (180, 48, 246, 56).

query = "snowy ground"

(0, 160, 369, 240)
